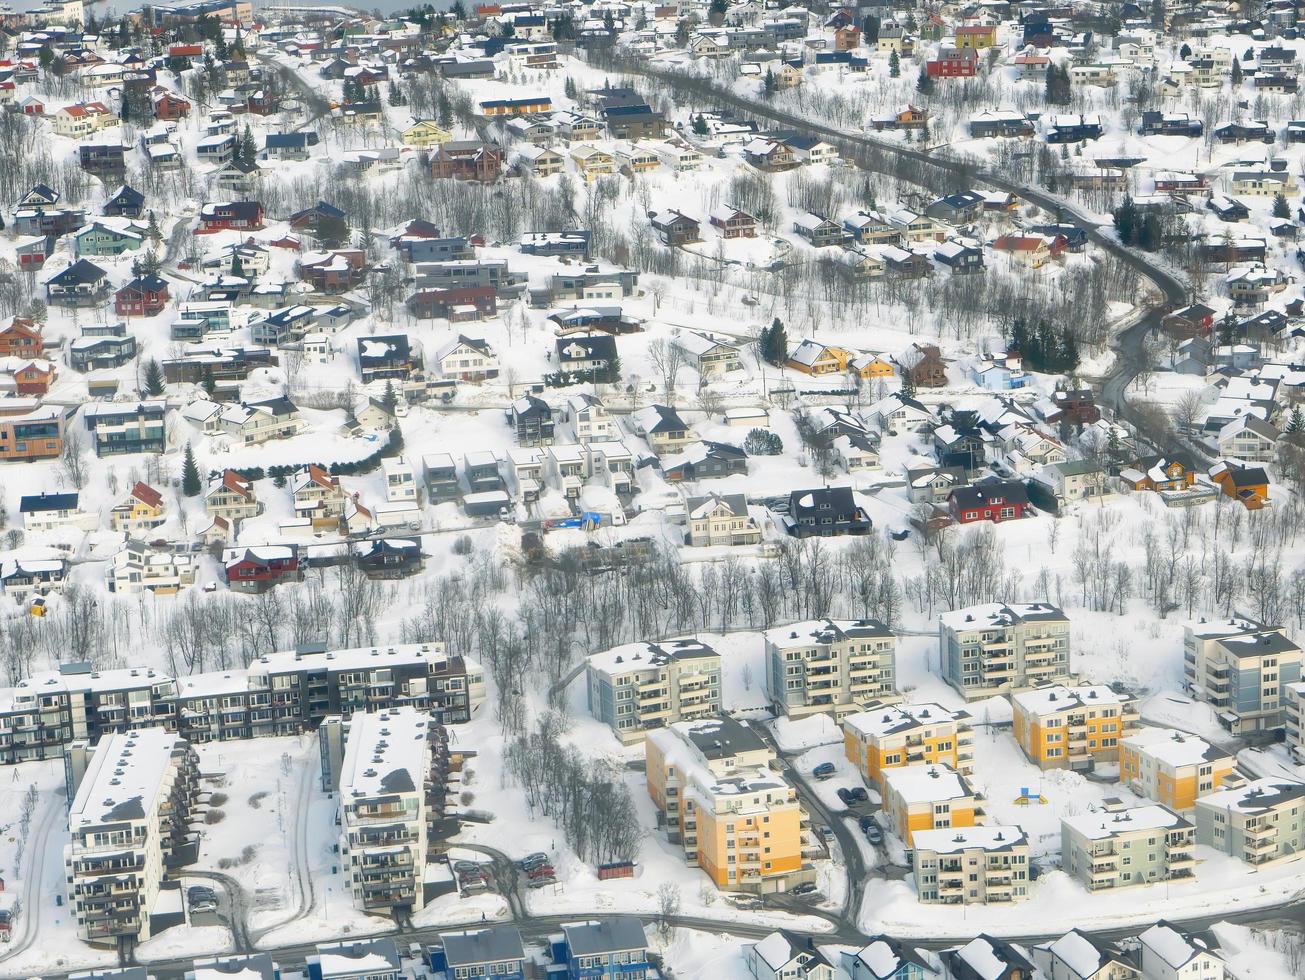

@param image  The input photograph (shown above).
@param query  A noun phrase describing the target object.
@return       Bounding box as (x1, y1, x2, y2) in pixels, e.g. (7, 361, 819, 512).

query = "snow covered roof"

(68, 727, 185, 830)
(1139, 923, 1220, 970)
(1063, 803, 1188, 841)
(882, 764, 973, 805)
(1195, 777, 1305, 816)
(844, 702, 969, 741)
(1121, 727, 1229, 768)
(939, 602, 1067, 632)
(1011, 683, 1129, 716)
(588, 637, 718, 675)
(340, 706, 429, 800)
(911, 825, 1027, 853)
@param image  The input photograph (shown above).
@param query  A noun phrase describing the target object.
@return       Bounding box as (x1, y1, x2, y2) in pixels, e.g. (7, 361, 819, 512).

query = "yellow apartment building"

(1121, 727, 1237, 811)
(842, 700, 973, 790)
(1011, 684, 1137, 771)
(645, 716, 815, 894)
(881, 764, 983, 844)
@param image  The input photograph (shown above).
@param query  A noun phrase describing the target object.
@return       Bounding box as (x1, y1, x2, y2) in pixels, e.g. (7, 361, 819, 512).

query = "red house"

(926, 46, 979, 78)
(0, 317, 43, 357)
(12, 360, 54, 395)
(115, 274, 170, 317)
(223, 545, 302, 593)
(152, 90, 192, 121)
(406, 286, 498, 320)
(198, 201, 265, 233)
(948, 478, 1029, 524)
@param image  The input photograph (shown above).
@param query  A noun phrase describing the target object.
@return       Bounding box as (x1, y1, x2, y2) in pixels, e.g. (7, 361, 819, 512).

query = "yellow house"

(1121, 727, 1237, 812)
(787, 338, 852, 375)
(109, 481, 165, 533)
(955, 24, 998, 48)
(569, 144, 615, 180)
(646, 716, 814, 893)
(882, 764, 982, 844)
(400, 120, 453, 147)
(843, 701, 974, 791)
(1011, 684, 1138, 772)
(850, 353, 896, 380)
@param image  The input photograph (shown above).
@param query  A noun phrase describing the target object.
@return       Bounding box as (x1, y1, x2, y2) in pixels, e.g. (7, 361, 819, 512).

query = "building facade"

(1061, 804, 1196, 891)
(765, 619, 897, 720)
(1121, 727, 1237, 811)
(842, 701, 974, 790)
(587, 638, 721, 744)
(911, 826, 1030, 905)
(939, 603, 1072, 700)
(1183, 618, 1302, 734)
(1011, 684, 1137, 771)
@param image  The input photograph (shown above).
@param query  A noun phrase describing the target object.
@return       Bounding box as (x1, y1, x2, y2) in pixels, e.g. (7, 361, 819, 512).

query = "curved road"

(595, 53, 1191, 454)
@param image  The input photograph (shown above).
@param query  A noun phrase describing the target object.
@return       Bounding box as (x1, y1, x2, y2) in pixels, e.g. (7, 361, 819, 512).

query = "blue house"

(429, 926, 526, 980)
(551, 917, 651, 980)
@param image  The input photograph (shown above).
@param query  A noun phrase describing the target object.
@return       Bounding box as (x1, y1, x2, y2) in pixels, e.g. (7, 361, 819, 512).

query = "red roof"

(131, 481, 163, 508)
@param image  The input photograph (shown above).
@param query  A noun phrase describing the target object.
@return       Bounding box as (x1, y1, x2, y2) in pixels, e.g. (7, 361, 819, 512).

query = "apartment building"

(0, 662, 176, 765)
(881, 764, 983, 844)
(940, 602, 1072, 699)
(172, 642, 484, 742)
(1195, 777, 1305, 864)
(0, 645, 482, 762)
(1121, 727, 1237, 811)
(586, 638, 721, 744)
(1011, 684, 1137, 771)
(338, 708, 434, 914)
(64, 728, 200, 946)
(910, 825, 1030, 905)
(1061, 804, 1196, 891)
(645, 715, 815, 894)
(842, 700, 974, 790)
(764, 619, 897, 720)
(429, 926, 526, 980)
(1183, 617, 1302, 733)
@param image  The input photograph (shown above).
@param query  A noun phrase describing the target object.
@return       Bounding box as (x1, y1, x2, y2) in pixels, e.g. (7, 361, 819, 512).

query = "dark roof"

(562, 917, 648, 957)
(358, 334, 412, 363)
(120, 274, 168, 293)
(49, 258, 107, 286)
(20, 491, 79, 512)
(950, 477, 1029, 509)
(556, 333, 617, 362)
(107, 184, 145, 206)
(789, 485, 857, 518)
(440, 926, 525, 968)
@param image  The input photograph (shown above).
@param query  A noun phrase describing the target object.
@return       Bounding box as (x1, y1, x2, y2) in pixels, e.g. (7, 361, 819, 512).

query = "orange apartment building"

(645, 715, 815, 894)
(1121, 726, 1237, 812)
(842, 700, 974, 791)
(0, 406, 62, 461)
(1011, 684, 1138, 772)
(881, 764, 983, 844)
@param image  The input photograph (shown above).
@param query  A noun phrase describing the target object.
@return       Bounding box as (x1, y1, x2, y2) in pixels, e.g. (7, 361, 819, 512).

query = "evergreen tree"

(1288, 405, 1305, 436)
(1113, 196, 1138, 245)
(764, 68, 776, 96)
(146, 210, 162, 241)
(766, 317, 788, 365)
(888, 48, 900, 78)
(1139, 213, 1162, 251)
(692, 113, 709, 136)
(1179, 43, 1191, 59)
(143, 358, 165, 397)
(862, 14, 880, 42)
(602, 8, 614, 31)
(916, 63, 933, 94)
(899, 369, 916, 399)
(382, 380, 398, 412)
(1217, 312, 1239, 346)
(1231, 57, 1242, 85)
(230, 253, 244, 279)
(202, 364, 217, 397)
(1273, 193, 1291, 219)
(182, 442, 201, 497)
(120, 94, 131, 123)
(606, 352, 622, 381)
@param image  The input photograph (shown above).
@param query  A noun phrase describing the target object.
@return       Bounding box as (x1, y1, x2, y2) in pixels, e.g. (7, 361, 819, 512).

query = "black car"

(836, 787, 855, 806)
(847, 787, 868, 803)
(790, 882, 818, 896)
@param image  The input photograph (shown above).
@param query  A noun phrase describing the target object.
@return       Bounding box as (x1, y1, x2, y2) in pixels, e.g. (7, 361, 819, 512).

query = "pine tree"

(692, 113, 708, 136)
(230, 253, 244, 279)
(862, 14, 880, 42)
(606, 352, 622, 382)
(202, 364, 216, 397)
(182, 442, 201, 497)
(1113, 196, 1137, 245)
(146, 210, 161, 241)
(1273, 193, 1291, 219)
(916, 64, 933, 94)
(767, 317, 788, 365)
(888, 49, 900, 78)
(143, 358, 165, 396)
(1231, 58, 1242, 85)
(382, 380, 397, 412)
(764, 68, 776, 96)
(899, 370, 916, 399)
(1289, 406, 1305, 435)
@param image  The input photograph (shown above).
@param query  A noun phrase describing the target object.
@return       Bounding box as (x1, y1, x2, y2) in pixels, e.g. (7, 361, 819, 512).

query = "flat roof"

(69, 727, 183, 831)
(340, 707, 430, 800)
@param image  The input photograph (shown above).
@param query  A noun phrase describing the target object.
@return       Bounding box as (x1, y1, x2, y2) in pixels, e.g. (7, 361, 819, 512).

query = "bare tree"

(647, 339, 687, 405)
(60, 430, 89, 489)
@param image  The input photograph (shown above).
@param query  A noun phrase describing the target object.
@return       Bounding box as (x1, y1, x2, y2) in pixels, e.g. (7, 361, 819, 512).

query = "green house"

(74, 221, 145, 257)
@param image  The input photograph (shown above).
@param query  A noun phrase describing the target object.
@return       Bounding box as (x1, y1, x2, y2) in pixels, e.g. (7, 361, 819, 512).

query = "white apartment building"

(382, 456, 418, 503)
(587, 638, 721, 743)
(64, 728, 199, 946)
(939, 602, 1072, 699)
(764, 619, 897, 720)
(1061, 804, 1196, 891)
(910, 825, 1030, 905)
(338, 707, 435, 913)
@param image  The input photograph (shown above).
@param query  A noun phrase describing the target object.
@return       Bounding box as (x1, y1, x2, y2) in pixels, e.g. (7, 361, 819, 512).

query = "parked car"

(453, 860, 482, 873)
(517, 852, 549, 869)
(526, 864, 555, 880)
(836, 787, 855, 806)
(864, 824, 883, 845)
(813, 762, 836, 780)
(846, 787, 868, 803)
(527, 875, 557, 889)
(858, 816, 874, 833)
(818, 824, 834, 840)
(791, 882, 818, 896)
